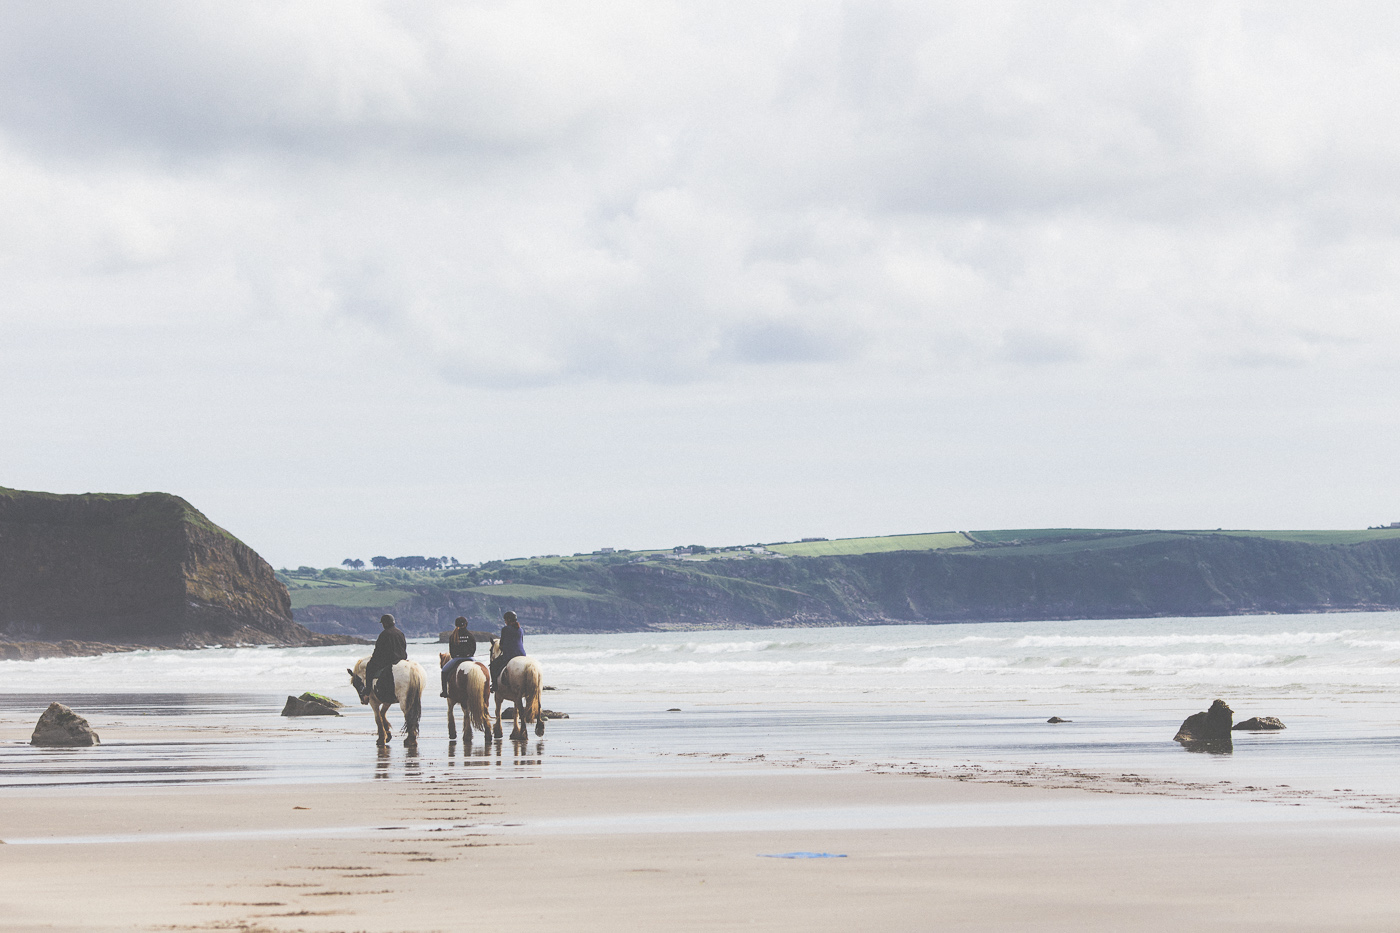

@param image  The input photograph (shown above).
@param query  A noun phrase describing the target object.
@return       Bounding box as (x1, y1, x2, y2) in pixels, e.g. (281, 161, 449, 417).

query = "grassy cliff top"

(0, 486, 237, 541)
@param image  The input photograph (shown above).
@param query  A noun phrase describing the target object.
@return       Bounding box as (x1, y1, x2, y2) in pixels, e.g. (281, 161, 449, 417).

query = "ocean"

(4, 612, 1400, 805)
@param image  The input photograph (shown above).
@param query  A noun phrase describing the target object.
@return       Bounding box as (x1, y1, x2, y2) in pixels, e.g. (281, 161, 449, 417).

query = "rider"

(491, 610, 525, 693)
(439, 616, 477, 698)
(366, 613, 408, 704)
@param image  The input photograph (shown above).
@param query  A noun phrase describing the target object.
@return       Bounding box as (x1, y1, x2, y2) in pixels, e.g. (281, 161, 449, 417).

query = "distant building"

(1391, 522, 1400, 528)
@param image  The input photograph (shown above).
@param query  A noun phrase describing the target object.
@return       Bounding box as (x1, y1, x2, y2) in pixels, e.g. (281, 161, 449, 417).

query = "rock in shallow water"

(1233, 716, 1286, 731)
(297, 692, 343, 709)
(1174, 699, 1233, 751)
(30, 702, 100, 747)
(281, 696, 340, 717)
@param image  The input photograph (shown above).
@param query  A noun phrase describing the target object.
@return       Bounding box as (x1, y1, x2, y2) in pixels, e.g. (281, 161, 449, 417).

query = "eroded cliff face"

(293, 535, 1400, 636)
(0, 487, 344, 647)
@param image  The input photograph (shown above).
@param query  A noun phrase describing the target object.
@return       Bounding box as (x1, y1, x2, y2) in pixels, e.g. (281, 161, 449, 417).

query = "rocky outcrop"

(0, 487, 355, 649)
(30, 703, 99, 747)
(1234, 716, 1286, 731)
(281, 695, 340, 717)
(1174, 699, 1234, 751)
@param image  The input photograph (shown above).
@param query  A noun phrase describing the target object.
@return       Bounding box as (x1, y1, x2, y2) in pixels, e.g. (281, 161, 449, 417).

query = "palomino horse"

(348, 657, 426, 747)
(490, 639, 545, 740)
(439, 652, 492, 744)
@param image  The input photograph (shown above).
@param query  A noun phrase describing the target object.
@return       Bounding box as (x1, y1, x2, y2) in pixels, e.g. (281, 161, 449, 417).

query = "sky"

(3, 2, 1400, 568)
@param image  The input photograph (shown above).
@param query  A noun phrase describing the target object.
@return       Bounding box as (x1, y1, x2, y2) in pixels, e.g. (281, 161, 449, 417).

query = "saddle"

(371, 671, 397, 704)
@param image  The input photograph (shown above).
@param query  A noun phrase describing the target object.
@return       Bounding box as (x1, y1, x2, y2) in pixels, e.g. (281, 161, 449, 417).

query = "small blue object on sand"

(760, 852, 847, 859)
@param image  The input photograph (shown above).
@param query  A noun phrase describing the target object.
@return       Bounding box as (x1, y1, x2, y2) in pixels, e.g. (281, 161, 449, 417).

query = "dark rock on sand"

(31, 703, 100, 746)
(1174, 699, 1234, 751)
(540, 710, 570, 720)
(1047, 717, 1071, 723)
(281, 696, 340, 717)
(1233, 716, 1286, 731)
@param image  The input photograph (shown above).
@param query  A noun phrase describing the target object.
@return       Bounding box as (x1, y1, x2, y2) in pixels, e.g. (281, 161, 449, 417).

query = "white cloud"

(3, 1, 1400, 560)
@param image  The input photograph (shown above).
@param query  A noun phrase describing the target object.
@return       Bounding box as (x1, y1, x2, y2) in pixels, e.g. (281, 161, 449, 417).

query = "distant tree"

(295, 565, 318, 576)
(688, 545, 708, 554)
(351, 559, 365, 570)
(341, 558, 356, 568)
(371, 556, 391, 569)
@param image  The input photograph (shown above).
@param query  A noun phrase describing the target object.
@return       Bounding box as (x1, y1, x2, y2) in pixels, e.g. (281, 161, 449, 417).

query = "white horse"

(440, 652, 492, 744)
(348, 656, 426, 747)
(491, 639, 545, 740)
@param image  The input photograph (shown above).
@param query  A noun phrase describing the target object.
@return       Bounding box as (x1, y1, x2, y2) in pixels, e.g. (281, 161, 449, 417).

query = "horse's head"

(438, 652, 450, 666)
(347, 667, 370, 705)
(490, 638, 501, 661)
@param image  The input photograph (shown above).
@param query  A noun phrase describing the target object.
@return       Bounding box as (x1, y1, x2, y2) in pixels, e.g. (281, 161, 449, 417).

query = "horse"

(348, 656, 426, 747)
(439, 652, 492, 744)
(490, 638, 545, 740)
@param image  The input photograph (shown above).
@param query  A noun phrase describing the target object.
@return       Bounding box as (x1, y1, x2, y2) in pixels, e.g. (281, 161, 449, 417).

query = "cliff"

(292, 533, 1400, 636)
(0, 487, 351, 648)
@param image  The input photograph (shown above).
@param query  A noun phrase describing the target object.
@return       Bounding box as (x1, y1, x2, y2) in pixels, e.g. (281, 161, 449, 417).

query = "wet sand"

(6, 760, 1400, 932)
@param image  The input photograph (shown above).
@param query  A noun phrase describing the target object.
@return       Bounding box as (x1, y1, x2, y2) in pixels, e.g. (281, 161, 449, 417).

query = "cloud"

(4, 1, 1400, 389)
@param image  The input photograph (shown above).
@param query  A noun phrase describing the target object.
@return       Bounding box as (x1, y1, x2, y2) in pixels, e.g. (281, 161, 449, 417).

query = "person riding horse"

(491, 610, 525, 694)
(439, 616, 478, 698)
(366, 613, 408, 704)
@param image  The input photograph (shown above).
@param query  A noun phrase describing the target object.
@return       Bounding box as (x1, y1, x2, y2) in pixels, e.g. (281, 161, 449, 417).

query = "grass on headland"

(766, 532, 973, 557)
(288, 587, 415, 610)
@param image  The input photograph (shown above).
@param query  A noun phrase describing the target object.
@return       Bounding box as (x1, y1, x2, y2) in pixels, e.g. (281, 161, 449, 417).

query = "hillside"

(289, 527, 1400, 636)
(0, 487, 354, 651)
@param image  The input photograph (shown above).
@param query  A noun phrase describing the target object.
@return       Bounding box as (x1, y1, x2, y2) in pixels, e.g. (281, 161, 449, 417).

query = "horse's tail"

(525, 661, 542, 725)
(401, 664, 423, 736)
(466, 662, 491, 734)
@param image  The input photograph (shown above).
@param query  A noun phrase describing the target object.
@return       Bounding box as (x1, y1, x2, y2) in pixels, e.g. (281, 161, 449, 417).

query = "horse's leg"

(480, 679, 492, 744)
(373, 702, 388, 746)
(401, 702, 415, 748)
(512, 698, 524, 740)
(493, 693, 504, 739)
(446, 696, 458, 740)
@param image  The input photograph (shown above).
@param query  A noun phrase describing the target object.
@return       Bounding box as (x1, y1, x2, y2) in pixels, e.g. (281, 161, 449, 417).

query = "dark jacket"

(498, 623, 525, 662)
(449, 628, 476, 659)
(367, 625, 408, 678)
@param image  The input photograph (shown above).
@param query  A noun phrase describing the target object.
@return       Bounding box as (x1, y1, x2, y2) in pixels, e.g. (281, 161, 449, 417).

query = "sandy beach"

(8, 621, 1400, 932)
(5, 758, 1400, 932)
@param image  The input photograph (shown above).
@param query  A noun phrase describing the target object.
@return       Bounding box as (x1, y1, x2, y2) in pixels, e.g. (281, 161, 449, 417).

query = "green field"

(967, 529, 1133, 545)
(289, 587, 414, 610)
(462, 584, 613, 601)
(968, 531, 1197, 557)
(766, 532, 973, 557)
(1196, 529, 1400, 545)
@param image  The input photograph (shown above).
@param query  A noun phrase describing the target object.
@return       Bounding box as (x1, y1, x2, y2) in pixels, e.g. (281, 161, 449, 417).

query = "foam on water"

(3, 612, 1400, 800)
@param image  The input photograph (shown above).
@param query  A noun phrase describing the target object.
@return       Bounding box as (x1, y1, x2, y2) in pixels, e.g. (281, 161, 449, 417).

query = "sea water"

(3, 612, 1400, 800)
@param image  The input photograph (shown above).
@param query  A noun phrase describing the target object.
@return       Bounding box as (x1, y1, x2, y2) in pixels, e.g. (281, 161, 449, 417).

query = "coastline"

(0, 632, 367, 660)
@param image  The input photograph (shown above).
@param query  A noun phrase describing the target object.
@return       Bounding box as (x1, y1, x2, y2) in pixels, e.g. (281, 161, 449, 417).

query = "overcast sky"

(3, 2, 1399, 567)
